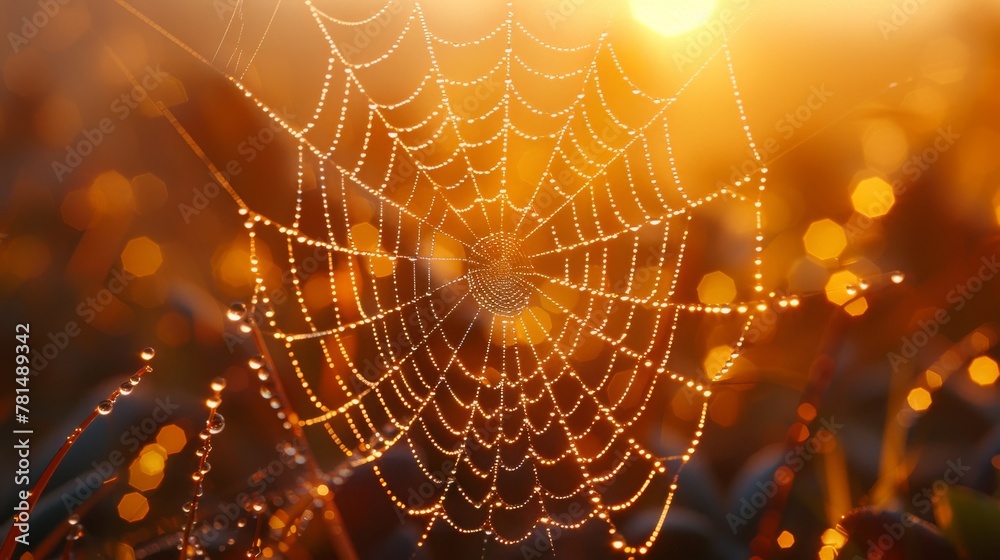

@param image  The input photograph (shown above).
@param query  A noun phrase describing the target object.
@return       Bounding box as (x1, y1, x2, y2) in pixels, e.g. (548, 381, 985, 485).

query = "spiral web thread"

(125, 0, 775, 556)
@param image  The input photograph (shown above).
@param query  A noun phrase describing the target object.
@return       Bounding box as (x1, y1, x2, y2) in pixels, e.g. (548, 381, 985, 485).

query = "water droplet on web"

(227, 303, 247, 321)
(259, 302, 275, 318)
(248, 356, 265, 370)
(140, 347, 155, 361)
(119, 382, 133, 395)
(208, 413, 226, 434)
(68, 514, 80, 525)
(210, 377, 227, 392)
(97, 400, 114, 415)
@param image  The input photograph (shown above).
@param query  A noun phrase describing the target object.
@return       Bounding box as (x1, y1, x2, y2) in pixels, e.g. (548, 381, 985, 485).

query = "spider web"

(121, 0, 773, 556)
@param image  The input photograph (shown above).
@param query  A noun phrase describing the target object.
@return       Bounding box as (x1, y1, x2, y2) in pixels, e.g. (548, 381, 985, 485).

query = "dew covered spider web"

(120, 0, 775, 556)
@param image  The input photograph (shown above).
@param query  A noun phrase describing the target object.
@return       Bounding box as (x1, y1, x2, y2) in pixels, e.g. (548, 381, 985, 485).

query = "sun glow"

(630, 0, 718, 37)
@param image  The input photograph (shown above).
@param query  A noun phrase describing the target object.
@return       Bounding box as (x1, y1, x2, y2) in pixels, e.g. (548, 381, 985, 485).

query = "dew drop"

(140, 347, 156, 361)
(119, 382, 133, 395)
(182, 501, 193, 513)
(130, 374, 142, 385)
(97, 400, 114, 415)
(210, 377, 227, 392)
(208, 413, 226, 435)
(248, 356, 265, 370)
(227, 303, 247, 321)
(611, 535, 625, 550)
(68, 514, 80, 525)
(259, 302, 275, 318)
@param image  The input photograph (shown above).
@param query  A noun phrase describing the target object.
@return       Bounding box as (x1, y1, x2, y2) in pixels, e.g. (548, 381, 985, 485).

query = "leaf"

(838, 507, 959, 560)
(934, 486, 1000, 560)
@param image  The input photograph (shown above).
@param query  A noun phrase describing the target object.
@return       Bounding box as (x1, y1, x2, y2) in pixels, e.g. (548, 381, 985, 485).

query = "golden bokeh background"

(2, 0, 1000, 559)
